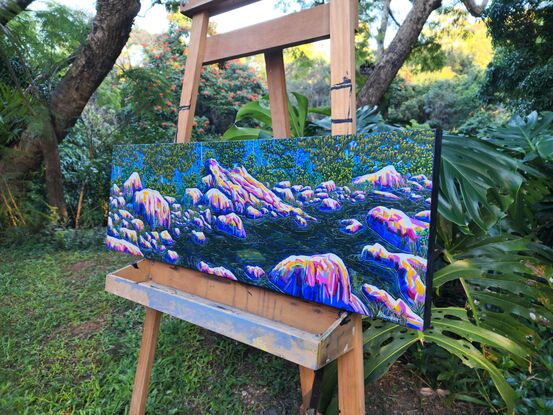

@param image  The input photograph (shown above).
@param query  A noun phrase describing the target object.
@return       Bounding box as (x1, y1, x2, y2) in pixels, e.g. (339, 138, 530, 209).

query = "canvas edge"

(422, 128, 443, 330)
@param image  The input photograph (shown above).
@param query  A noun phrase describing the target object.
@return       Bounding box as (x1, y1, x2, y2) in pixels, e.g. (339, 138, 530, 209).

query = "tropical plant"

(226, 94, 553, 414)
(222, 92, 320, 139)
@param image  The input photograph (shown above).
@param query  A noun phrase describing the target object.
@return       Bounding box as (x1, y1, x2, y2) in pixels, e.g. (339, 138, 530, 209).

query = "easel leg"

(299, 365, 315, 413)
(337, 314, 365, 415)
(129, 307, 162, 415)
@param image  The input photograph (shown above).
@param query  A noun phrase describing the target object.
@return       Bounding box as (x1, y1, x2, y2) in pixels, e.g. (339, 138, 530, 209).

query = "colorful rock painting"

(107, 131, 440, 330)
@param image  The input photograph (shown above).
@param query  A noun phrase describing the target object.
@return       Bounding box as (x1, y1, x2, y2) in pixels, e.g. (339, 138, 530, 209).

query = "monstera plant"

(224, 102, 553, 414)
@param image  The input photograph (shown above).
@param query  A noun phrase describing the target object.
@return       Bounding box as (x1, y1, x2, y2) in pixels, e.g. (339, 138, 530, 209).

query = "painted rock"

(361, 243, 426, 304)
(366, 206, 429, 254)
(164, 250, 179, 264)
(245, 265, 265, 279)
(191, 230, 206, 245)
(106, 236, 143, 257)
(120, 228, 138, 244)
(123, 172, 143, 199)
(353, 165, 403, 189)
(362, 284, 423, 330)
(246, 206, 263, 219)
(318, 180, 336, 192)
(319, 198, 340, 212)
(216, 213, 246, 238)
(414, 210, 431, 223)
(183, 188, 203, 207)
(269, 253, 368, 315)
(203, 188, 233, 214)
(131, 219, 144, 232)
(133, 189, 171, 229)
(340, 218, 363, 234)
(373, 190, 400, 200)
(199, 261, 237, 281)
(160, 230, 174, 245)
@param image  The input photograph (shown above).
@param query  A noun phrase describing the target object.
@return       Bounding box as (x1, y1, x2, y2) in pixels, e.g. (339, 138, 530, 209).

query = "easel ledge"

(106, 260, 359, 369)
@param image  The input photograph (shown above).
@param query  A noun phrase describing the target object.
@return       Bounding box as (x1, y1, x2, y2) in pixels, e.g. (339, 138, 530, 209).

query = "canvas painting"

(106, 130, 441, 330)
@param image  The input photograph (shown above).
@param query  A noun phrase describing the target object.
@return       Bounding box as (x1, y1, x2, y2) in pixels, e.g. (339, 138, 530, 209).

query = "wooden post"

(299, 365, 316, 411)
(264, 50, 291, 138)
(337, 314, 364, 415)
(129, 307, 162, 415)
(176, 11, 209, 143)
(330, 0, 357, 135)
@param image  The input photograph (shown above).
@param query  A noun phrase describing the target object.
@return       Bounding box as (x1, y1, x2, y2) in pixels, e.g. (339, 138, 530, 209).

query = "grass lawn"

(1, 237, 476, 414)
(0, 242, 300, 414)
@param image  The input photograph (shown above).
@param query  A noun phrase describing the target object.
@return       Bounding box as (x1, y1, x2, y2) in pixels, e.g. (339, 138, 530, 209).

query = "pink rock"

(362, 284, 423, 330)
(216, 213, 246, 238)
(246, 206, 263, 219)
(133, 189, 171, 229)
(203, 188, 233, 214)
(361, 243, 426, 303)
(353, 165, 403, 189)
(106, 236, 143, 257)
(373, 190, 400, 200)
(318, 180, 336, 192)
(319, 198, 340, 211)
(204, 159, 308, 219)
(199, 261, 237, 281)
(164, 250, 179, 264)
(123, 172, 143, 198)
(340, 219, 363, 234)
(245, 265, 265, 279)
(367, 206, 429, 253)
(269, 253, 369, 315)
(183, 188, 203, 206)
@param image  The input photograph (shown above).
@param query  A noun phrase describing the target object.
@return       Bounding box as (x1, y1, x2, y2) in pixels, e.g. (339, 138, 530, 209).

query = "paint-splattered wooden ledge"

(105, 260, 357, 370)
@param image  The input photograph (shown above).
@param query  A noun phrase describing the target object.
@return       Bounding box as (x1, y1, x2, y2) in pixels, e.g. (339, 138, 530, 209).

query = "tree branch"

(358, 0, 442, 106)
(49, 0, 141, 140)
(0, 0, 34, 26)
(461, 0, 489, 17)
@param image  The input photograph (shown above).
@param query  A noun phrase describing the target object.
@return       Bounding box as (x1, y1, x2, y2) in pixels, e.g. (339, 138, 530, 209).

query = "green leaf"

(439, 134, 524, 233)
(221, 124, 261, 140)
(235, 101, 273, 127)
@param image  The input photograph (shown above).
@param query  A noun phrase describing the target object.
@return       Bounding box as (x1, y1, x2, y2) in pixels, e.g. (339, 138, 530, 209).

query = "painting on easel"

(106, 130, 441, 330)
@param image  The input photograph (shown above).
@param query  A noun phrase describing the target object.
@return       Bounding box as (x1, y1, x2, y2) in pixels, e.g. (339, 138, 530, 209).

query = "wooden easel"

(105, 1, 364, 413)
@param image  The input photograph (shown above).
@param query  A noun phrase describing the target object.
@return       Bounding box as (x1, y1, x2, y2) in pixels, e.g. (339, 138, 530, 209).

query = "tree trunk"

(375, 0, 391, 62)
(41, 125, 68, 223)
(0, 0, 34, 25)
(358, 0, 441, 107)
(0, 0, 140, 224)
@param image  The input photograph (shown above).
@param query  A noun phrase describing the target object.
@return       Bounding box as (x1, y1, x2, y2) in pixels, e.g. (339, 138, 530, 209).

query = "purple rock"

(245, 265, 265, 279)
(361, 243, 426, 304)
(106, 236, 143, 257)
(373, 190, 400, 200)
(269, 253, 369, 315)
(123, 172, 143, 199)
(367, 206, 429, 254)
(246, 206, 263, 219)
(407, 181, 424, 191)
(318, 180, 336, 192)
(133, 189, 171, 229)
(199, 261, 237, 281)
(191, 230, 206, 245)
(203, 188, 233, 214)
(273, 187, 295, 202)
(160, 230, 174, 245)
(275, 180, 291, 188)
(164, 250, 179, 264)
(414, 210, 431, 223)
(319, 198, 340, 212)
(295, 216, 307, 227)
(340, 219, 363, 234)
(216, 213, 246, 238)
(353, 165, 403, 189)
(362, 284, 423, 331)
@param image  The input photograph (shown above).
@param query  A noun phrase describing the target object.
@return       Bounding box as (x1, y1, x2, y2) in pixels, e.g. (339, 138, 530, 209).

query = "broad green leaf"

(221, 124, 261, 140)
(439, 135, 523, 233)
(235, 101, 273, 127)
